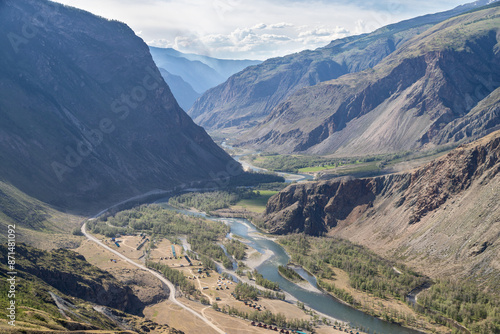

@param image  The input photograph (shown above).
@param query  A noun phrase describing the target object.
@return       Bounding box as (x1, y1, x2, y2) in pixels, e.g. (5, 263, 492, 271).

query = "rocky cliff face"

(0, 0, 239, 212)
(242, 4, 500, 155)
(189, 0, 497, 133)
(264, 130, 500, 285)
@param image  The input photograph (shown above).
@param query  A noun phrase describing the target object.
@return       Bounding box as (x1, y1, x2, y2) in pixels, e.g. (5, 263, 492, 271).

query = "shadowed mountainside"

(0, 0, 239, 213)
(158, 68, 201, 111)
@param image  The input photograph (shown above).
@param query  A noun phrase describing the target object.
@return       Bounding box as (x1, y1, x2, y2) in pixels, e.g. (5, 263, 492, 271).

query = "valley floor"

(77, 223, 361, 334)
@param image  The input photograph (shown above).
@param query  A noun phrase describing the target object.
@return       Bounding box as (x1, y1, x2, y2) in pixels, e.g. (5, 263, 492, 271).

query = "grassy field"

(231, 190, 279, 213)
(298, 164, 337, 173)
(322, 162, 380, 176)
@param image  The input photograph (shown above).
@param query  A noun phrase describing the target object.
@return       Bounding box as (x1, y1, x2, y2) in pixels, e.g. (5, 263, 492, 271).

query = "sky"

(53, 0, 471, 60)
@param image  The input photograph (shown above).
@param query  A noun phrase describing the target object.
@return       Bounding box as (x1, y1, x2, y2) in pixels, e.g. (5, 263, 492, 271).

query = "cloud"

(252, 23, 267, 30)
(268, 22, 294, 29)
(297, 26, 350, 45)
(161, 25, 294, 58)
(298, 26, 349, 37)
(297, 26, 351, 45)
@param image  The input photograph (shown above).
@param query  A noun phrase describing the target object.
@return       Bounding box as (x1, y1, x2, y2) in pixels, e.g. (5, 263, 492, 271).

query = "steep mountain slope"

(0, 0, 239, 212)
(243, 3, 500, 155)
(0, 180, 84, 251)
(263, 130, 500, 289)
(159, 68, 201, 111)
(189, 0, 497, 131)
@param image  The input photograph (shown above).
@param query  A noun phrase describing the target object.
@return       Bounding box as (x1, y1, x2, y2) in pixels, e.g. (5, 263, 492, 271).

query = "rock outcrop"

(264, 130, 500, 285)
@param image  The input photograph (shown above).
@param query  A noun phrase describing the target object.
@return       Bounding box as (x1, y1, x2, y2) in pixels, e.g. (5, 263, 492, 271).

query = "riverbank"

(158, 181, 427, 334)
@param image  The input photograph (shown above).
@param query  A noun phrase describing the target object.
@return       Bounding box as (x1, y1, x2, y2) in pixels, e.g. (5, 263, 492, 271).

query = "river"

(221, 141, 315, 183)
(156, 143, 424, 333)
(155, 202, 423, 334)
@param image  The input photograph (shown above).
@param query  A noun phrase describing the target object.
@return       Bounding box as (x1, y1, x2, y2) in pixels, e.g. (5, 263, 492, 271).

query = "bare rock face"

(265, 132, 500, 233)
(264, 131, 500, 285)
(242, 5, 500, 155)
(190, 2, 499, 158)
(0, 0, 239, 212)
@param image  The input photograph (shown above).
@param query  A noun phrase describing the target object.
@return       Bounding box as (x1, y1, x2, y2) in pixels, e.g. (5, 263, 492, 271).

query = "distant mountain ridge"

(189, 0, 499, 143)
(149, 47, 261, 110)
(241, 3, 500, 155)
(0, 0, 238, 212)
(158, 68, 201, 111)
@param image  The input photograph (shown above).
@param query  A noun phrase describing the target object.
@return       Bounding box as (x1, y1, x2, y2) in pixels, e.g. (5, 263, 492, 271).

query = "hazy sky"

(53, 0, 470, 60)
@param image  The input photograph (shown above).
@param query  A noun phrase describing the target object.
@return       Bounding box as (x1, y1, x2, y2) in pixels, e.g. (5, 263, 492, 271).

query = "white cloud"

(298, 27, 349, 38)
(268, 22, 294, 29)
(297, 26, 350, 45)
(252, 23, 267, 30)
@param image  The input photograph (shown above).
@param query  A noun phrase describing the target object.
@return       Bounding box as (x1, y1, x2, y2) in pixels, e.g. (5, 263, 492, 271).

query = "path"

(81, 220, 226, 334)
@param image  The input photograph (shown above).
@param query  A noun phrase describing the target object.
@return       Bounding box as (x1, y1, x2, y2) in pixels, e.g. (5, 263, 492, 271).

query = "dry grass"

(77, 232, 369, 334)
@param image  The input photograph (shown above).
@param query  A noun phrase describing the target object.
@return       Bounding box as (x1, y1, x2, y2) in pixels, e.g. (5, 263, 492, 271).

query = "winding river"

(156, 205, 422, 334)
(156, 143, 423, 333)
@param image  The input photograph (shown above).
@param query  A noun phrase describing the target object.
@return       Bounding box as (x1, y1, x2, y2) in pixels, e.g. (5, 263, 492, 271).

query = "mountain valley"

(0, 0, 499, 333)
(0, 0, 239, 213)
